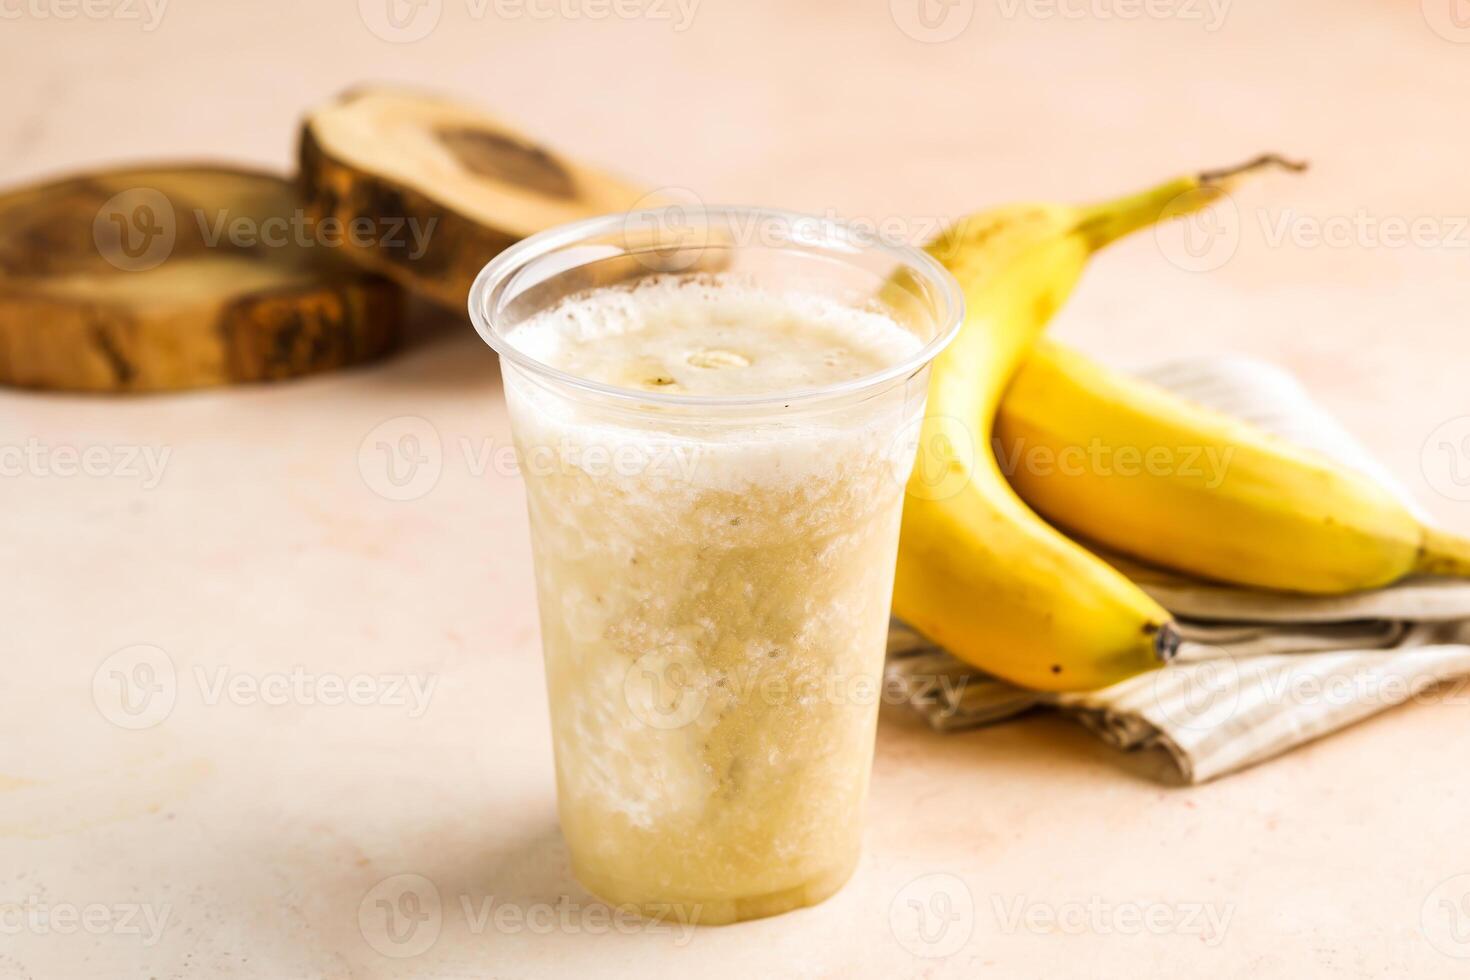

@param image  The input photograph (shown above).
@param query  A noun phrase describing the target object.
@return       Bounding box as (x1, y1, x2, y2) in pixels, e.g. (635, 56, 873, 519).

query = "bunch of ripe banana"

(893, 157, 1470, 692)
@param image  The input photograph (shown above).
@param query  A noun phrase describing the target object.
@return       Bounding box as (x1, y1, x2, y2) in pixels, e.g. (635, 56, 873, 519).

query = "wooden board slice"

(299, 87, 656, 310)
(0, 165, 403, 393)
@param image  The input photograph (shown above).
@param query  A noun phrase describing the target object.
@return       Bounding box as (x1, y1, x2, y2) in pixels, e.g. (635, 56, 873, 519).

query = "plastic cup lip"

(467, 205, 965, 411)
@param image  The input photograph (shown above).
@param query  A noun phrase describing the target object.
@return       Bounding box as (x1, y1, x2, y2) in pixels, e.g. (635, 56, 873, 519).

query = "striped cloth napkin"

(885, 355, 1470, 784)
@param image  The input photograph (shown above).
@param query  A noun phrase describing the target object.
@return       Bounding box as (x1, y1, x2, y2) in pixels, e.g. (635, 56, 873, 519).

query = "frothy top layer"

(503, 276, 921, 398)
(500, 276, 926, 494)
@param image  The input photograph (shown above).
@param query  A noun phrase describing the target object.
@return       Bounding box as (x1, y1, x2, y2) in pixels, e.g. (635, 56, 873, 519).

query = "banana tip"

(1152, 622, 1182, 664)
(1417, 525, 1470, 579)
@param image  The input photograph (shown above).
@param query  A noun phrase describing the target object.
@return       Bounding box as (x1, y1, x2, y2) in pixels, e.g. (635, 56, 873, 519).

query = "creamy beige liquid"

(501, 276, 924, 924)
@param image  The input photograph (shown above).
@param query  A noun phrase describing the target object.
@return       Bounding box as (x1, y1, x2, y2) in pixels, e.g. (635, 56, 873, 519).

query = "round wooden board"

(0, 165, 403, 393)
(299, 87, 656, 311)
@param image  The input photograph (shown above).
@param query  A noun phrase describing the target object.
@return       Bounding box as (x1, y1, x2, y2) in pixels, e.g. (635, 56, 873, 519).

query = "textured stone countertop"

(3, 1, 1469, 976)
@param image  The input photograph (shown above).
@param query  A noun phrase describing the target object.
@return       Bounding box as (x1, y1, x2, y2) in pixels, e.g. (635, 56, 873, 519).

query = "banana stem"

(1077, 153, 1308, 253)
(1199, 153, 1309, 189)
(1416, 526, 1470, 578)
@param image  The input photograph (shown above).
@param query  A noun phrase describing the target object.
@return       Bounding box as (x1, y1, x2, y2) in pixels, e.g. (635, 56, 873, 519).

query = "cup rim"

(467, 204, 965, 410)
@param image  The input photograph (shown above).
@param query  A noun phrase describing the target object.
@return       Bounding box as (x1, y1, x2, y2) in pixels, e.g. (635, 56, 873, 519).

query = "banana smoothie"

(499, 275, 926, 924)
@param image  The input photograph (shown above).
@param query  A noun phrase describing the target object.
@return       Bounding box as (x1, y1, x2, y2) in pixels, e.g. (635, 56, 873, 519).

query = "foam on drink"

(506, 275, 921, 396)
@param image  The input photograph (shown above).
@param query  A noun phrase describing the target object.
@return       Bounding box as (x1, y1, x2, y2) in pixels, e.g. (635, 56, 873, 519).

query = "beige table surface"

(4, 1, 1470, 976)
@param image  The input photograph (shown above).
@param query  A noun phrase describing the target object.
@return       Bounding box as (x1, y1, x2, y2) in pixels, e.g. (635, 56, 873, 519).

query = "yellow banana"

(996, 341, 1470, 594)
(894, 156, 1299, 692)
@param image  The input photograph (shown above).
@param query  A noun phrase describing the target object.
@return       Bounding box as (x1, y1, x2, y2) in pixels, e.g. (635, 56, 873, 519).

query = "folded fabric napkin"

(885, 354, 1470, 784)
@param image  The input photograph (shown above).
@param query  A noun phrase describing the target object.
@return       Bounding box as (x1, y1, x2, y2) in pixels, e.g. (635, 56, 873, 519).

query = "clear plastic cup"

(469, 207, 963, 925)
